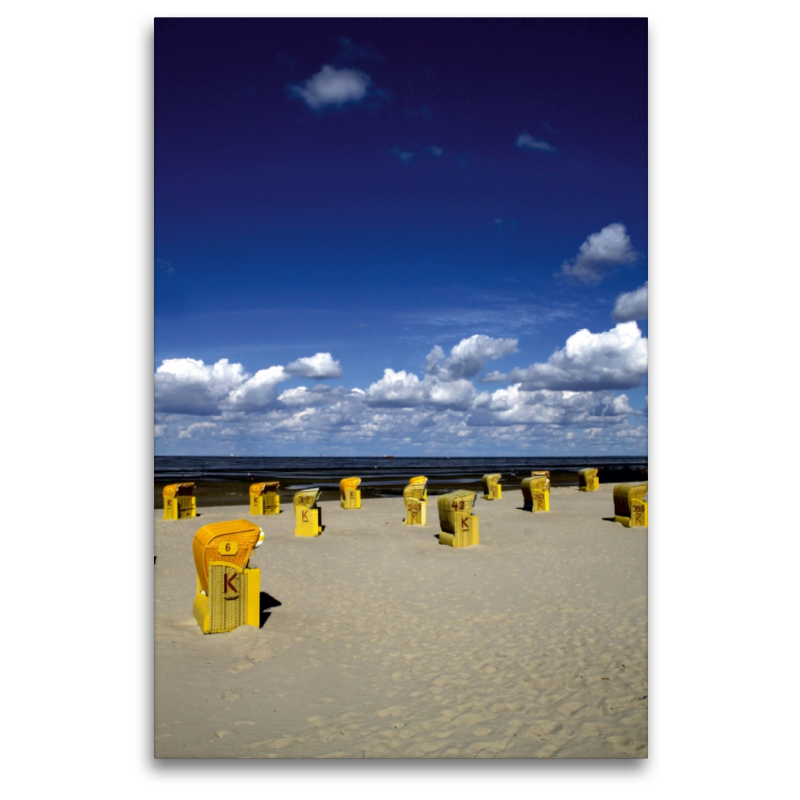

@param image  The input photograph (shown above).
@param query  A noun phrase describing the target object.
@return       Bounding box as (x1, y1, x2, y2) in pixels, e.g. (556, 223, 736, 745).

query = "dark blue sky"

(155, 18, 648, 455)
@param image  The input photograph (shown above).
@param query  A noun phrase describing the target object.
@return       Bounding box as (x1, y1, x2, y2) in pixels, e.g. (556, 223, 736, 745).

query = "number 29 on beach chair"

(521, 473, 550, 512)
(613, 483, 648, 527)
(192, 519, 264, 634)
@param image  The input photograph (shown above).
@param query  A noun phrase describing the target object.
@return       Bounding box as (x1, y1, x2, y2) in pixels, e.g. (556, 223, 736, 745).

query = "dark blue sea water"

(155, 456, 647, 492)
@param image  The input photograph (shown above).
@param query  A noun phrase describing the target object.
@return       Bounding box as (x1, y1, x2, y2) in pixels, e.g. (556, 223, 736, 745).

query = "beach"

(155, 484, 647, 758)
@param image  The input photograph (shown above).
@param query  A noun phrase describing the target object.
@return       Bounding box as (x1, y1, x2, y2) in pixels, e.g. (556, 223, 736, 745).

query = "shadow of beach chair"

(191, 519, 264, 634)
(403, 475, 428, 525)
(613, 483, 648, 527)
(437, 490, 479, 547)
(339, 476, 362, 509)
(249, 481, 280, 515)
(163, 482, 196, 520)
(294, 488, 323, 536)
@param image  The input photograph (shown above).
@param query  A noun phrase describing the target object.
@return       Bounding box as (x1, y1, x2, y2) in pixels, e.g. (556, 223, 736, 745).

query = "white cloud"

(426, 146, 443, 157)
(559, 223, 640, 284)
(290, 65, 371, 110)
(425, 334, 518, 381)
(227, 366, 290, 411)
(285, 352, 342, 379)
(392, 147, 414, 163)
(363, 369, 477, 410)
(155, 358, 250, 416)
(484, 322, 647, 391)
(613, 282, 648, 322)
(278, 385, 342, 407)
(516, 132, 555, 151)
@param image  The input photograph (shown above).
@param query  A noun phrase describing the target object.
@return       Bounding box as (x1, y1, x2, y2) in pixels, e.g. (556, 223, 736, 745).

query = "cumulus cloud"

(613, 282, 648, 322)
(285, 352, 342, 379)
(484, 322, 647, 391)
(559, 223, 640, 284)
(227, 366, 290, 411)
(155, 358, 250, 416)
(363, 369, 477, 410)
(425, 334, 519, 381)
(516, 132, 555, 152)
(290, 65, 371, 110)
(278, 385, 343, 407)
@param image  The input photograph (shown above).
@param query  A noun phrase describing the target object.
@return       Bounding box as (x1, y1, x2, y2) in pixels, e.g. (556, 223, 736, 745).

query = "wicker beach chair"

(613, 483, 648, 527)
(578, 468, 599, 492)
(191, 519, 263, 634)
(163, 482, 196, 520)
(437, 490, 479, 547)
(403, 476, 428, 526)
(339, 476, 362, 509)
(294, 488, 323, 536)
(521, 474, 550, 512)
(249, 481, 280, 515)
(481, 473, 502, 500)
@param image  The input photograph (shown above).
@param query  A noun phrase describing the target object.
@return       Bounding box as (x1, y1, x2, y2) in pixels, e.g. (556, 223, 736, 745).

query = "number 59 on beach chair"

(163, 483, 196, 520)
(294, 488, 323, 536)
(250, 481, 280, 515)
(339, 477, 361, 509)
(403, 476, 428, 525)
(192, 519, 264, 634)
(437, 490, 479, 547)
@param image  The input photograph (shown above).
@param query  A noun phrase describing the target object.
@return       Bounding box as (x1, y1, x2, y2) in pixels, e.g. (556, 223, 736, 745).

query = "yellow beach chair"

(437, 490, 479, 547)
(613, 483, 648, 527)
(191, 519, 263, 634)
(578, 468, 599, 492)
(339, 476, 362, 509)
(294, 488, 323, 536)
(163, 483, 196, 520)
(521, 473, 550, 512)
(403, 476, 428, 526)
(481, 473, 502, 500)
(249, 481, 280, 515)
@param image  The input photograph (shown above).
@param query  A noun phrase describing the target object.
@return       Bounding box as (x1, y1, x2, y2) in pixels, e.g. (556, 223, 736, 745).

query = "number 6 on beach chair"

(249, 481, 280, 515)
(163, 483, 196, 520)
(294, 488, 323, 536)
(613, 483, 648, 527)
(403, 476, 428, 525)
(192, 520, 264, 634)
(437, 490, 479, 547)
(339, 477, 361, 509)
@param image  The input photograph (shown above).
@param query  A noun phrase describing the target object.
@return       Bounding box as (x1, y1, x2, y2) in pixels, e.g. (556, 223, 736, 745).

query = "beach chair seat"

(294, 488, 323, 536)
(163, 482, 196, 520)
(613, 483, 648, 527)
(191, 519, 264, 634)
(578, 468, 599, 492)
(437, 490, 479, 547)
(521, 474, 550, 512)
(249, 481, 280, 515)
(339, 476, 362, 509)
(481, 473, 502, 500)
(403, 476, 428, 525)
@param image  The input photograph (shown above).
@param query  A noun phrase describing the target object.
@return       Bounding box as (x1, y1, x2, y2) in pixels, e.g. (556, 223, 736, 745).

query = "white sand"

(155, 485, 647, 758)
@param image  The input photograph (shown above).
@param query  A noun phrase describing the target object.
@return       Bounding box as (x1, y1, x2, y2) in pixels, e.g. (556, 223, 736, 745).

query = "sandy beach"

(155, 484, 647, 758)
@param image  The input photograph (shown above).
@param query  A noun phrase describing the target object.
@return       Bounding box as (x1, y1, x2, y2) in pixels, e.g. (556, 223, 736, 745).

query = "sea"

(155, 456, 648, 495)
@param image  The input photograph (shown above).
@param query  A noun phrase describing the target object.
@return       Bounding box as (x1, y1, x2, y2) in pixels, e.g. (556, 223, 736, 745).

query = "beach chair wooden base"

(193, 564, 261, 634)
(295, 506, 322, 536)
(439, 514, 479, 547)
(341, 490, 361, 509)
(404, 499, 426, 525)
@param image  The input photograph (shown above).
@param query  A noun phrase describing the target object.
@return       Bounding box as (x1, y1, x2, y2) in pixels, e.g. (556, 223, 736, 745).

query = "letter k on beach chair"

(294, 488, 323, 536)
(339, 477, 361, 509)
(192, 519, 264, 634)
(521, 473, 551, 512)
(163, 483, 196, 520)
(437, 490, 479, 547)
(403, 476, 428, 525)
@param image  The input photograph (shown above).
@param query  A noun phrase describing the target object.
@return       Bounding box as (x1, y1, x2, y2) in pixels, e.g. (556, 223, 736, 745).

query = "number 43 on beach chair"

(192, 520, 264, 634)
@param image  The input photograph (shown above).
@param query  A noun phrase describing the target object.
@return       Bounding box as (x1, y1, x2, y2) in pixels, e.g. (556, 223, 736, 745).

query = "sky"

(155, 17, 648, 456)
